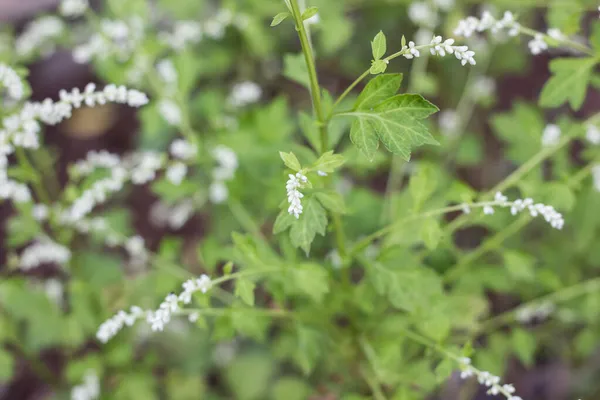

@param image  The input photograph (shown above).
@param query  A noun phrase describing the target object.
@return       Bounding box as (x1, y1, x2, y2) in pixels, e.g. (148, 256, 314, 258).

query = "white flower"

(286, 172, 308, 218)
(528, 34, 548, 55)
(439, 109, 460, 136)
(0, 64, 25, 101)
(454, 10, 520, 38)
(32, 204, 49, 221)
(159, 21, 203, 51)
(462, 204, 471, 214)
(317, 170, 328, 176)
(212, 145, 238, 173)
(433, 0, 454, 11)
(479, 192, 565, 229)
(70, 370, 100, 400)
(130, 151, 164, 184)
(150, 200, 194, 229)
(541, 124, 561, 147)
(408, 2, 437, 28)
(228, 81, 262, 107)
(96, 305, 145, 343)
(156, 59, 178, 85)
(72, 150, 121, 176)
(170, 139, 197, 160)
(547, 28, 564, 40)
(471, 76, 495, 99)
(586, 124, 600, 144)
(305, 13, 320, 25)
(20, 240, 71, 270)
(16, 16, 64, 58)
(209, 181, 229, 204)
(188, 312, 199, 322)
(483, 205, 495, 215)
(166, 162, 187, 185)
(403, 41, 420, 59)
(591, 164, 600, 192)
(158, 99, 182, 126)
(73, 17, 144, 63)
(516, 301, 554, 323)
(60, 0, 89, 17)
(428, 35, 476, 66)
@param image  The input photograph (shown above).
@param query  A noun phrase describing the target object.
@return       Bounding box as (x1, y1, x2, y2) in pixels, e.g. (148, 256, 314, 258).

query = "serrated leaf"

(369, 59, 388, 75)
(539, 57, 596, 110)
(420, 218, 441, 250)
(289, 196, 327, 255)
(311, 151, 345, 173)
(301, 7, 318, 21)
(271, 12, 290, 26)
(290, 263, 330, 303)
(234, 279, 256, 306)
(315, 191, 347, 214)
(371, 31, 386, 60)
(273, 210, 296, 234)
(279, 151, 302, 171)
(355, 74, 403, 110)
(345, 94, 439, 161)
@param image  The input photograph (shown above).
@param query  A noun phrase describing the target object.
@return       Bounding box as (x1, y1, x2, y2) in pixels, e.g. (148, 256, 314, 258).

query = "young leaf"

(344, 94, 439, 161)
(539, 57, 597, 110)
(290, 263, 330, 303)
(311, 151, 345, 173)
(420, 218, 442, 250)
(289, 196, 327, 254)
(234, 279, 256, 306)
(369, 59, 388, 75)
(301, 7, 318, 21)
(315, 191, 347, 214)
(279, 151, 302, 171)
(355, 74, 403, 110)
(371, 31, 386, 60)
(271, 12, 291, 27)
(273, 209, 296, 234)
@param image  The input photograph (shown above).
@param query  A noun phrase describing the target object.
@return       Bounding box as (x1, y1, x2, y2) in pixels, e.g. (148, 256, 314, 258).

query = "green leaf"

(345, 94, 439, 161)
(0, 349, 14, 380)
(369, 59, 388, 75)
(271, 377, 311, 400)
(235, 279, 256, 306)
(294, 325, 323, 374)
(408, 163, 438, 211)
(511, 328, 536, 367)
(315, 191, 347, 214)
(387, 268, 444, 313)
(290, 263, 330, 303)
(311, 151, 345, 173)
(539, 57, 597, 110)
(279, 151, 302, 171)
(273, 210, 296, 234)
(503, 251, 536, 282)
(284, 53, 310, 89)
(371, 31, 386, 60)
(355, 74, 403, 110)
(420, 218, 442, 250)
(301, 7, 318, 21)
(271, 12, 291, 26)
(289, 196, 327, 255)
(226, 352, 274, 400)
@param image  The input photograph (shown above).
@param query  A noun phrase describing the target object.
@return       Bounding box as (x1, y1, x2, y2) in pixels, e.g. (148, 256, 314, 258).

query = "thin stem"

(358, 336, 388, 400)
(332, 212, 347, 258)
(175, 307, 290, 318)
(327, 70, 370, 120)
(518, 25, 594, 56)
(476, 276, 600, 335)
(290, 0, 327, 153)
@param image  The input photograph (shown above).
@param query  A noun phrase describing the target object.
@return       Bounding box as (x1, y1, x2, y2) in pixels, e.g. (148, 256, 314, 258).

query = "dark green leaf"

(355, 74, 403, 110)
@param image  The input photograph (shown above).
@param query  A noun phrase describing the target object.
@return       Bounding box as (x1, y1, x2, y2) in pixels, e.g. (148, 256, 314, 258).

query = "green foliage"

(539, 57, 597, 110)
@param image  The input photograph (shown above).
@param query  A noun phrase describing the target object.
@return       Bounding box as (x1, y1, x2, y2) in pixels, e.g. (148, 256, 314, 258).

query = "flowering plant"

(1, 0, 600, 399)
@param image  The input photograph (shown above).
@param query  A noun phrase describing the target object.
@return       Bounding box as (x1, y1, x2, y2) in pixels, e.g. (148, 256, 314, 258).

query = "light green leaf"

(387, 268, 444, 313)
(284, 53, 310, 89)
(539, 57, 597, 110)
(271, 377, 311, 400)
(290, 263, 330, 303)
(369, 59, 388, 75)
(371, 31, 386, 60)
(511, 328, 536, 367)
(311, 151, 345, 173)
(301, 7, 318, 21)
(355, 74, 403, 110)
(345, 94, 439, 161)
(503, 251, 535, 282)
(273, 210, 296, 234)
(420, 218, 442, 250)
(294, 325, 323, 375)
(0, 349, 14, 380)
(271, 12, 291, 27)
(289, 196, 327, 254)
(315, 191, 347, 214)
(234, 279, 256, 306)
(279, 151, 302, 171)
(408, 163, 438, 211)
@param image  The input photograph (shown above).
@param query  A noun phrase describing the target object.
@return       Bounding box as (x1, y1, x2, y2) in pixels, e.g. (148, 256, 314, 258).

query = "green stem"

(176, 307, 290, 318)
(476, 276, 600, 334)
(358, 336, 388, 400)
(327, 70, 369, 120)
(290, 0, 327, 153)
(518, 25, 594, 56)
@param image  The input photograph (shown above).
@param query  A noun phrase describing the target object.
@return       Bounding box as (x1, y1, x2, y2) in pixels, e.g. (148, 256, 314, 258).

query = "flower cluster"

(528, 34, 548, 55)
(465, 192, 565, 229)
(228, 81, 262, 108)
(0, 175, 31, 203)
(19, 239, 71, 270)
(454, 11, 520, 38)
(60, 0, 89, 17)
(71, 150, 122, 177)
(541, 124, 561, 146)
(96, 274, 212, 342)
(516, 301, 555, 323)
(15, 17, 65, 58)
(0, 64, 25, 101)
(458, 357, 522, 400)
(156, 59, 182, 127)
(429, 35, 476, 65)
(150, 200, 195, 230)
(209, 145, 238, 204)
(170, 139, 198, 161)
(73, 17, 144, 63)
(286, 172, 309, 218)
(70, 370, 100, 400)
